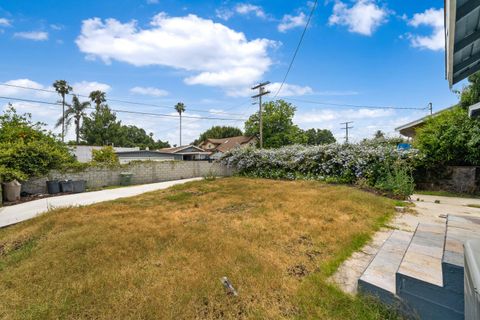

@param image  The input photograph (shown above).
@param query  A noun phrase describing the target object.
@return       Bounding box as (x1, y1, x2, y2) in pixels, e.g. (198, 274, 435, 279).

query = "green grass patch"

(415, 190, 480, 198)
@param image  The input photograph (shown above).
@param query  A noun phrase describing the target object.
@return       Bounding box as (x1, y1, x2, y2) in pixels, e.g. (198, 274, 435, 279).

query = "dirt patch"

(288, 264, 309, 278)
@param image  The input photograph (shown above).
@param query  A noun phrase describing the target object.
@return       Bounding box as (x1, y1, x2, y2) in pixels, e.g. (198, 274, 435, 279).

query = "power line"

(276, 97, 428, 110)
(0, 96, 247, 121)
(273, 0, 318, 98)
(0, 82, 246, 116)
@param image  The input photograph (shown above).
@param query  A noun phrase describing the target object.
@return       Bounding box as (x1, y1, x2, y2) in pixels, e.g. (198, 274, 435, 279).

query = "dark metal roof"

(446, 0, 480, 86)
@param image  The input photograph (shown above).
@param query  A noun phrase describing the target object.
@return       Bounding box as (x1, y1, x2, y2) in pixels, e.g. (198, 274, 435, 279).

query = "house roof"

(159, 145, 207, 154)
(202, 136, 256, 153)
(395, 106, 455, 137)
(116, 150, 180, 157)
(445, 0, 480, 86)
(469, 101, 480, 117)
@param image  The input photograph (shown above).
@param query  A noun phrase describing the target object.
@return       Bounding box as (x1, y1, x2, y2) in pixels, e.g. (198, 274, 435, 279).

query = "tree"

(458, 73, 480, 109)
(53, 80, 72, 142)
(81, 104, 122, 146)
(374, 130, 386, 139)
(0, 106, 74, 181)
(414, 106, 480, 167)
(193, 126, 243, 145)
(116, 125, 170, 150)
(244, 100, 307, 148)
(91, 146, 119, 165)
(55, 95, 90, 144)
(89, 90, 107, 110)
(175, 102, 186, 146)
(305, 128, 335, 145)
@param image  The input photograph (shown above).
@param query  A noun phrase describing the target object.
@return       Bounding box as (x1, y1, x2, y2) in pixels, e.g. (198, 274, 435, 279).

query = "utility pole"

(252, 81, 270, 149)
(340, 121, 353, 143)
(428, 102, 433, 115)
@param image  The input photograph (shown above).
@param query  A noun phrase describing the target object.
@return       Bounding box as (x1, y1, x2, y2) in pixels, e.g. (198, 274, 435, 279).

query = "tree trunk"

(61, 94, 65, 142)
(179, 113, 182, 146)
(75, 117, 80, 144)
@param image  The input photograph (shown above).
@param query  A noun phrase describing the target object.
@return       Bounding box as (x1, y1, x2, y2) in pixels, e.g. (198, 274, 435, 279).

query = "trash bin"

(46, 180, 60, 194)
(2, 180, 21, 202)
(119, 173, 133, 186)
(59, 180, 74, 193)
(72, 180, 86, 193)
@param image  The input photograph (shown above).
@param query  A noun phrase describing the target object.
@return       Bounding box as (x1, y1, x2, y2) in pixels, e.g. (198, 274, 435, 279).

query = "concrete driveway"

(0, 178, 202, 228)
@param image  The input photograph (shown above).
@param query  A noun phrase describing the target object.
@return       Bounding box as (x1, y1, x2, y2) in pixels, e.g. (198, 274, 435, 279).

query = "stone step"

(358, 230, 413, 304)
(395, 222, 466, 318)
(397, 223, 445, 287)
(444, 215, 480, 268)
(443, 214, 480, 295)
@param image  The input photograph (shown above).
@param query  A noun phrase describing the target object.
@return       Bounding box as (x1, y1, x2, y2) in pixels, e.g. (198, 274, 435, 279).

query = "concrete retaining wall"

(22, 161, 232, 194)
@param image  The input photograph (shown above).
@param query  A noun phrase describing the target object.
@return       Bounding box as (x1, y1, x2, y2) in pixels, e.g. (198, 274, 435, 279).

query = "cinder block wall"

(22, 161, 233, 194)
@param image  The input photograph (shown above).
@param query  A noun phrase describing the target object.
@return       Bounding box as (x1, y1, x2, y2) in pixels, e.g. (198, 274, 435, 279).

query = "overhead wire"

(273, 0, 318, 98)
(0, 96, 247, 121)
(0, 82, 246, 116)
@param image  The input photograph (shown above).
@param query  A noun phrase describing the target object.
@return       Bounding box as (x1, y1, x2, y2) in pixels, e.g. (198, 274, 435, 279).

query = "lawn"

(0, 177, 401, 319)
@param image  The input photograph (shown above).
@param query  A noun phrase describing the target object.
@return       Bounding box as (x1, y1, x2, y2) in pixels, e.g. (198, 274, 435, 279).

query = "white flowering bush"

(220, 143, 418, 198)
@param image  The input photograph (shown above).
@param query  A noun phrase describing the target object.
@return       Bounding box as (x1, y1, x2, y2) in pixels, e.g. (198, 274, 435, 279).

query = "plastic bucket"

(2, 180, 21, 202)
(46, 180, 60, 194)
(59, 180, 74, 193)
(72, 180, 86, 193)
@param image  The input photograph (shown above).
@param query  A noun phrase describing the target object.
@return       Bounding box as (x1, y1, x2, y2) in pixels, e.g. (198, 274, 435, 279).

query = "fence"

(22, 161, 233, 194)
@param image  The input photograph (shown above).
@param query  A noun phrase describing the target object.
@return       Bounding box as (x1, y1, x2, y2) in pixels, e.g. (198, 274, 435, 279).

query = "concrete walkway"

(330, 193, 480, 295)
(0, 178, 202, 228)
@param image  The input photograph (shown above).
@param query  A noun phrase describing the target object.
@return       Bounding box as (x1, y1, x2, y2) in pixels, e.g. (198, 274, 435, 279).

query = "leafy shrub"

(414, 106, 480, 167)
(221, 143, 417, 199)
(374, 162, 415, 199)
(0, 165, 27, 182)
(91, 146, 119, 165)
(0, 107, 75, 181)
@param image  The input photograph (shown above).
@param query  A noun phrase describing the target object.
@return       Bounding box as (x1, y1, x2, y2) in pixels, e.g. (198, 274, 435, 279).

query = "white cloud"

(0, 18, 11, 27)
(72, 81, 111, 96)
(316, 90, 359, 96)
(0, 79, 55, 99)
(295, 108, 393, 124)
(407, 8, 444, 51)
(14, 31, 49, 41)
(50, 24, 63, 31)
(278, 12, 307, 33)
(267, 83, 313, 96)
(235, 3, 266, 19)
(226, 82, 312, 97)
(328, 0, 388, 36)
(147, 0, 159, 3)
(215, 8, 234, 21)
(130, 86, 169, 97)
(76, 13, 275, 92)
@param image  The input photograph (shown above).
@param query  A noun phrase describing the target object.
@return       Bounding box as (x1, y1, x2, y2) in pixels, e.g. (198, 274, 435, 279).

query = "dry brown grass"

(0, 177, 399, 319)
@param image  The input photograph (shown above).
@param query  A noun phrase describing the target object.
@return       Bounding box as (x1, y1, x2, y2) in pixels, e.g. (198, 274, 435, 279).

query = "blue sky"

(0, 0, 460, 145)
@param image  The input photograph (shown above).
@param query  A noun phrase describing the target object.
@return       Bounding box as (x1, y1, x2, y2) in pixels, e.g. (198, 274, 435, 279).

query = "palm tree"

(55, 95, 90, 144)
(89, 90, 106, 110)
(53, 80, 72, 142)
(174, 102, 186, 146)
